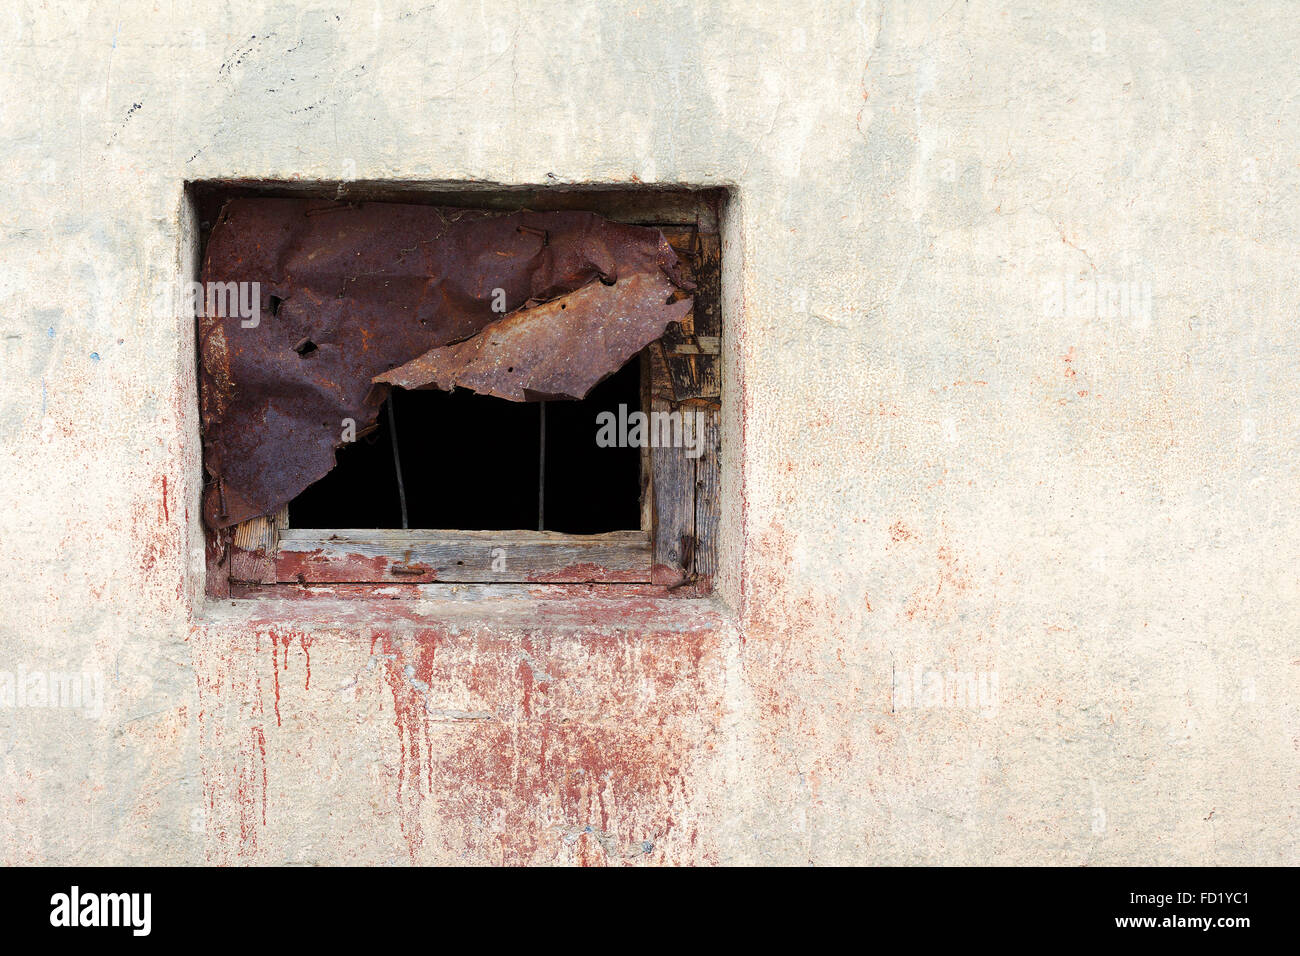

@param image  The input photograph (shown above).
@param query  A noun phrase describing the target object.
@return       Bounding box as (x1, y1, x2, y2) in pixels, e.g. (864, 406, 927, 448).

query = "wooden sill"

(274, 528, 652, 584)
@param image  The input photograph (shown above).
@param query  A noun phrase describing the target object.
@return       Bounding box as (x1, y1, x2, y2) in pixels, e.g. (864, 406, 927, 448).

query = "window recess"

(195, 186, 722, 598)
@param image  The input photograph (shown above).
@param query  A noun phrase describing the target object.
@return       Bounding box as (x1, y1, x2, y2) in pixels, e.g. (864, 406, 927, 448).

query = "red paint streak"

(270, 634, 281, 727)
(197, 619, 727, 864)
(269, 632, 300, 724)
(439, 720, 691, 866)
(300, 634, 313, 690)
(160, 475, 169, 522)
(255, 726, 267, 826)
(234, 725, 268, 856)
(371, 630, 441, 860)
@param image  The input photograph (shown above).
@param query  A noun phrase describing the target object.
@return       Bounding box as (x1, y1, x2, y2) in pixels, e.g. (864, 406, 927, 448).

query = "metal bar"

(387, 396, 409, 529)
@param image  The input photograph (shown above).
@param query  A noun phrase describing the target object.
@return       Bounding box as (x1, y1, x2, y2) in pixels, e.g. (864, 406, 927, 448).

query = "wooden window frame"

(202, 194, 721, 599)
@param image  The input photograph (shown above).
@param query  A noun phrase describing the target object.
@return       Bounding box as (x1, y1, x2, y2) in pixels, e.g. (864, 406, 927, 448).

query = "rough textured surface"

(1, 0, 1297, 865)
(200, 200, 691, 528)
(375, 270, 692, 402)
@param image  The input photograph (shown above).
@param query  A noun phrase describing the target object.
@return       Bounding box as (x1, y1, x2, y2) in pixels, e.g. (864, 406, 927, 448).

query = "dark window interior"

(289, 358, 641, 533)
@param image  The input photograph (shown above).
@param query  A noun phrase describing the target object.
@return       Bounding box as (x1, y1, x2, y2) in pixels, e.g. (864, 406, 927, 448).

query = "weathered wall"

(1, 0, 1297, 864)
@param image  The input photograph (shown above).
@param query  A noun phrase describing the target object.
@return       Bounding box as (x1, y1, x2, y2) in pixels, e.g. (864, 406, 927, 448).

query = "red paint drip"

(300, 634, 313, 690)
(270, 634, 281, 727)
(255, 726, 267, 826)
(372, 629, 440, 861)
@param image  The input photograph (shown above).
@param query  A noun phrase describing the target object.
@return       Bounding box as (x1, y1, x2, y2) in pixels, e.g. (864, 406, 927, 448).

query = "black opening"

(289, 358, 642, 532)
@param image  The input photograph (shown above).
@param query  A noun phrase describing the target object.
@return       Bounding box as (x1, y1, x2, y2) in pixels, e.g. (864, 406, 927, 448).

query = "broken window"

(194, 186, 722, 596)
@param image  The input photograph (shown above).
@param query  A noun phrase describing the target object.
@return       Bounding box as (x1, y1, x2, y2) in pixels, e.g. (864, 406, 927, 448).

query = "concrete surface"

(0, 0, 1297, 864)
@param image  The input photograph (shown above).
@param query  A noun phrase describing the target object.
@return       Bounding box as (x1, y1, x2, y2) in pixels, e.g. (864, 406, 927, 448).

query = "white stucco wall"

(0, 0, 1296, 864)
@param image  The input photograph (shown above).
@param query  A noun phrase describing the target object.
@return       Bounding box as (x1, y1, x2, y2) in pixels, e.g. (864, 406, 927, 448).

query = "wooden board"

(275, 529, 652, 584)
(648, 344, 694, 586)
(693, 405, 721, 581)
(227, 506, 286, 585)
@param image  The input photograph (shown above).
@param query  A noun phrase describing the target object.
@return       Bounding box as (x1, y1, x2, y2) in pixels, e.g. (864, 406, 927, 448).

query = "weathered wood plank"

(205, 530, 230, 599)
(229, 506, 286, 584)
(691, 233, 722, 400)
(229, 581, 710, 601)
(693, 405, 720, 581)
(650, 449, 694, 588)
(276, 529, 652, 584)
(658, 229, 722, 402)
(648, 346, 695, 586)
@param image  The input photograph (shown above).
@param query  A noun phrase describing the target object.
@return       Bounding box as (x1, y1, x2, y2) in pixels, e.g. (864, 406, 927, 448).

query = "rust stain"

(199, 199, 693, 528)
(888, 520, 914, 544)
(903, 543, 974, 624)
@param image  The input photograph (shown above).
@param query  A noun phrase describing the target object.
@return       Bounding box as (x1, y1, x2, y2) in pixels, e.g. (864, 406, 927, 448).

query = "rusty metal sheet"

(199, 198, 693, 529)
(373, 270, 692, 401)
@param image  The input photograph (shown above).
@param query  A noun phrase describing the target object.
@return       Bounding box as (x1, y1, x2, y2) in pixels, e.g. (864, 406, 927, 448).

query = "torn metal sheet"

(199, 198, 693, 529)
(373, 271, 693, 401)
